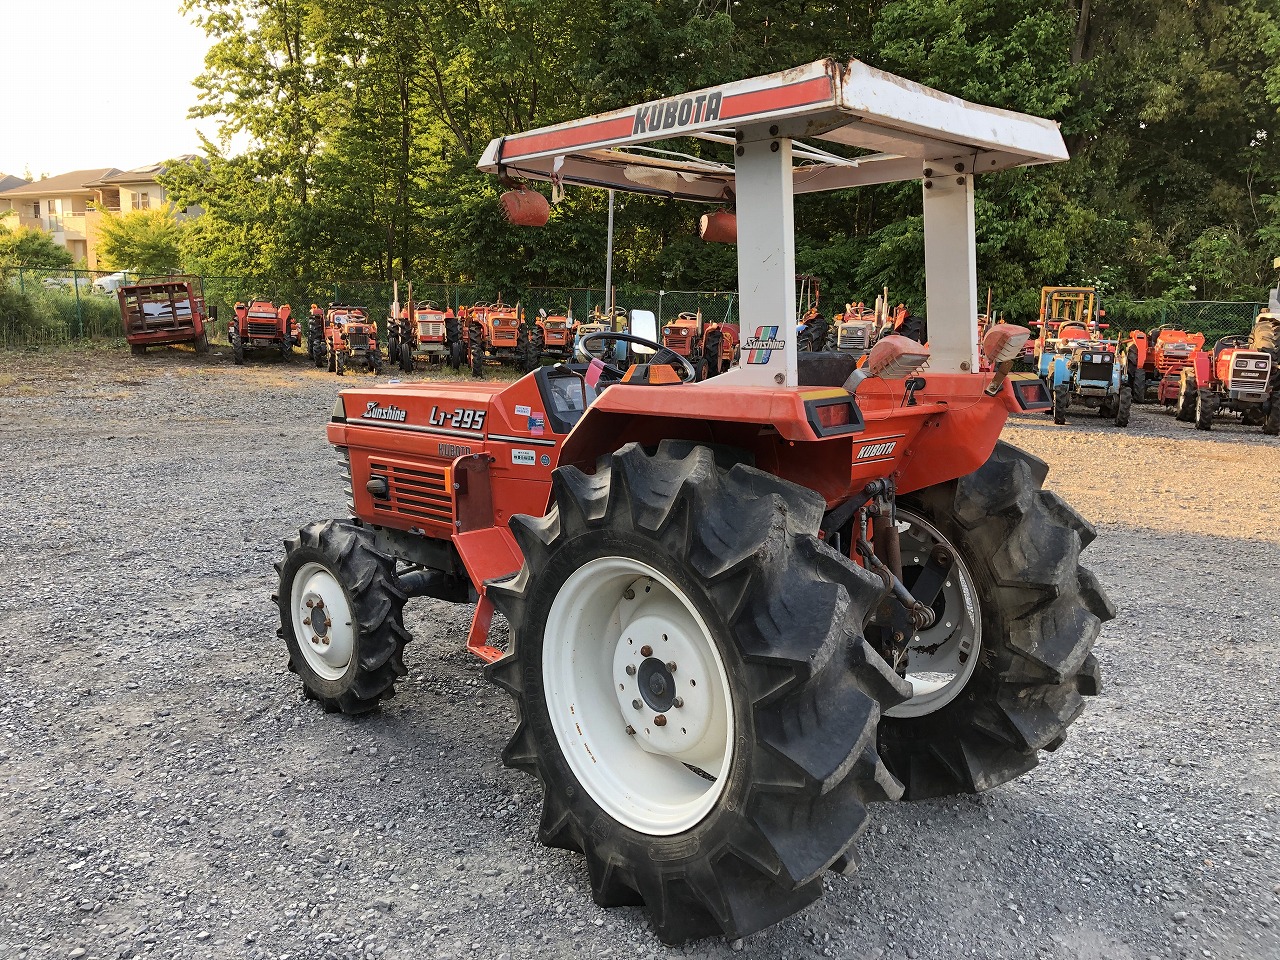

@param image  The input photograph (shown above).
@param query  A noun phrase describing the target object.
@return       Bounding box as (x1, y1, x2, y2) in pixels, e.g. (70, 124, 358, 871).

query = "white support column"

(718, 125, 797, 388)
(922, 171, 979, 374)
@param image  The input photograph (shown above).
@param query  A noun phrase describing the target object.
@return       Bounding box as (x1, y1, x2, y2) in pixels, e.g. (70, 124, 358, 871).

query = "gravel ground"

(0, 346, 1276, 960)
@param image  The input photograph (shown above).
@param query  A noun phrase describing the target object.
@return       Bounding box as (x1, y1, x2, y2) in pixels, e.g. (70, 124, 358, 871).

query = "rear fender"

(1128, 331, 1148, 367)
(1191, 351, 1212, 385)
(1049, 356, 1070, 387)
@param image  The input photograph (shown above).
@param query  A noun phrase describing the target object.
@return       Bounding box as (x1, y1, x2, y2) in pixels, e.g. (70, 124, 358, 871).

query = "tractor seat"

(1213, 336, 1248, 363)
(797, 351, 858, 386)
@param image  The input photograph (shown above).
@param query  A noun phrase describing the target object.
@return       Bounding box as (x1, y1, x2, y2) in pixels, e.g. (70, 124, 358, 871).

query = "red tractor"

(324, 305, 383, 376)
(1123, 325, 1205, 406)
(1174, 311, 1279, 433)
(276, 62, 1109, 946)
(118, 276, 211, 356)
(229, 300, 297, 364)
(464, 300, 529, 376)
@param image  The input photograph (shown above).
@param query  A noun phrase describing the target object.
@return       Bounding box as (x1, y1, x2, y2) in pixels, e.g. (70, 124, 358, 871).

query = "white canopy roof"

(477, 59, 1069, 201)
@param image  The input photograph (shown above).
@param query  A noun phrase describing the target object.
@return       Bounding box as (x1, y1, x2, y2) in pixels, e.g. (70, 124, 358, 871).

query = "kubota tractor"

(573, 305, 628, 363)
(276, 60, 1110, 946)
(829, 301, 881, 354)
(398, 301, 456, 371)
(1174, 310, 1279, 433)
(465, 300, 529, 376)
(1031, 286, 1130, 426)
(229, 300, 296, 364)
(527, 307, 575, 370)
(324, 305, 382, 376)
(659, 310, 739, 380)
(1123, 325, 1205, 405)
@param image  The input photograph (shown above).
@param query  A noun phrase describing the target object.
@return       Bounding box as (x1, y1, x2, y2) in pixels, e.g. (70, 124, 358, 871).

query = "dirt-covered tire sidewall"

(1196, 388, 1216, 430)
(278, 548, 363, 699)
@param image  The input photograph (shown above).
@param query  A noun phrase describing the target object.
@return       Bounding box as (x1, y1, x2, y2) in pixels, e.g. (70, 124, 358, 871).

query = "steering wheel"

(578, 331, 697, 383)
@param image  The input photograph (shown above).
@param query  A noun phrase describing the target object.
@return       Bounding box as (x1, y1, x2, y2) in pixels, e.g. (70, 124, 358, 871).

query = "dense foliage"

(96, 209, 185, 275)
(160, 0, 1280, 318)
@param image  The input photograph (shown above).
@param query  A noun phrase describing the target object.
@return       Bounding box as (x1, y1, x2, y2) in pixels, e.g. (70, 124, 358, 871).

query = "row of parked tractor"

(1009, 285, 1280, 434)
(113, 275, 1279, 434)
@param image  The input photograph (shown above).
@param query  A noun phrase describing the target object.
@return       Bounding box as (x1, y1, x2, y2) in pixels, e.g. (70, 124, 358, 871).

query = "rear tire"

(469, 321, 484, 378)
(231, 332, 244, 365)
(450, 339, 464, 371)
(879, 442, 1110, 798)
(130, 343, 146, 356)
(1052, 383, 1069, 424)
(527, 327, 545, 372)
(400, 343, 413, 373)
(1195, 388, 1217, 431)
(487, 442, 908, 944)
(1131, 366, 1146, 403)
(276, 520, 411, 714)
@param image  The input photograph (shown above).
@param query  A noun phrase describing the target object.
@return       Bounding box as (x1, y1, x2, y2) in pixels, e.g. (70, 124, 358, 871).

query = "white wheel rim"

(884, 510, 982, 719)
(542, 557, 734, 835)
(290, 561, 356, 681)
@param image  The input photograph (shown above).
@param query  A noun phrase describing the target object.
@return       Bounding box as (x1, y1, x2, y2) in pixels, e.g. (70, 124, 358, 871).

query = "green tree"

(95, 209, 185, 275)
(0, 227, 74, 271)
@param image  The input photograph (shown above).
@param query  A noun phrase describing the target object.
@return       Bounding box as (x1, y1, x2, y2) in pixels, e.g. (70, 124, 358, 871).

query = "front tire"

(469, 321, 484, 378)
(1114, 387, 1131, 427)
(1264, 399, 1280, 436)
(1195, 388, 1217, 431)
(1175, 371, 1196, 421)
(878, 442, 1111, 799)
(275, 521, 411, 713)
(487, 442, 908, 944)
(1052, 382, 1069, 424)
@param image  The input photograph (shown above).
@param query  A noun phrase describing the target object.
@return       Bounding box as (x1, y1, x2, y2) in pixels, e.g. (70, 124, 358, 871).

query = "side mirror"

(628, 310, 658, 354)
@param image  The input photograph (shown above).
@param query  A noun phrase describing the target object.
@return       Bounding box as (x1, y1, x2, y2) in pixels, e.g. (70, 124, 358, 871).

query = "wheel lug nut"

(625, 725, 636, 735)
(625, 665, 636, 676)
(324, 618, 332, 627)
(640, 645, 653, 657)
(654, 714, 667, 727)
(666, 661, 677, 672)
(631, 699, 643, 710)
(305, 599, 314, 608)
(672, 697, 684, 709)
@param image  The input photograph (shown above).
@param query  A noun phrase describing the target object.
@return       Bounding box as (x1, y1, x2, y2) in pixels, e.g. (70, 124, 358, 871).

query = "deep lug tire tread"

(877, 441, 1112, 800)
(1195, 388, 1217, 431)
(485, 441, 909, 944)
(276, 520, 410, 714)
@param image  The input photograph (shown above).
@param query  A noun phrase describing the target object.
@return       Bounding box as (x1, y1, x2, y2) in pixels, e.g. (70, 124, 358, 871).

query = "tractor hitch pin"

(858, 507, 937, 631)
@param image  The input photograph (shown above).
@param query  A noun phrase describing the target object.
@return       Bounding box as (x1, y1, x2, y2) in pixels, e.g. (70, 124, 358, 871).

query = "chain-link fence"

(1104, 300, 1266, 346)
(0, 267, 742, 349)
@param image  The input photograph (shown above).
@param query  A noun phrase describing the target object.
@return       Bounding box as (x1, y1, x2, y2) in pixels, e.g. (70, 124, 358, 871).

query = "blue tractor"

(1031, 286, 1131, 427)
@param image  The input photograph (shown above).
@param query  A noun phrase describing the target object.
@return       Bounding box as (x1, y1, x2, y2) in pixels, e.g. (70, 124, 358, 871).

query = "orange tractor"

(464, 299, 529, 376)
(1174, 309, 1279, 432)
(229, 300, 297, 364)
(1123, 325, 1205, 406)
(660, 310, 740, 379)
(276, 61, 1109, 945)
(525, 307, 576, 369)
(324, 305, 382, 376)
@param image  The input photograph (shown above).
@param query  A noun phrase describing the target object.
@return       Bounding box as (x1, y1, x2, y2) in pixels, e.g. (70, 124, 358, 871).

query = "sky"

(0, 0, 219, 179)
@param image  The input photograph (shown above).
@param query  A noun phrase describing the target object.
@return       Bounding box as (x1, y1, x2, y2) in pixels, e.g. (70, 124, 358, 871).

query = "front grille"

(369, 460, 452, 525)
(418, 321, 444, 339)
(248, 311, 277, 320)
(1079, 360, 1113, 382)
(248, 321, 277, 338)
(347, 331, 369, 350)
(1228, 353, 1271, 393)
(838, 325, 869, 350)
(492, 330, 517, 346)
(664, 332, 692, 352)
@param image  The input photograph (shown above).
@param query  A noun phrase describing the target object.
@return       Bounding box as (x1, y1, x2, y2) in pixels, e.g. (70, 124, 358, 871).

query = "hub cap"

(543, 557, 734, 835)
(884, 510, 982, 719)
(290, 562, 355, 681)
